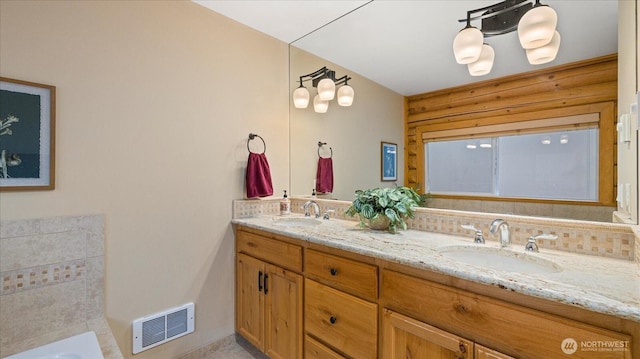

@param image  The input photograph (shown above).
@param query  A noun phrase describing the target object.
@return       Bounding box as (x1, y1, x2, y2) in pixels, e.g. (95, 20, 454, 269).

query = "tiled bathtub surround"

(0, 215, 122, 358)
(233, 198, 637, 262)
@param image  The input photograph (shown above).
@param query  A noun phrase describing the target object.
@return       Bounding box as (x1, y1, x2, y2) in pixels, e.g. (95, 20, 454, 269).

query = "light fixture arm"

(334, 74, 351, 87)
(297, 66, 329, 86)
(457, 0, 534, 36)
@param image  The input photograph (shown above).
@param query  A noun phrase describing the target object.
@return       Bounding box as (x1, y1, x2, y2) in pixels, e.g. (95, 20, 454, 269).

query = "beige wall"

(289, 46, 405, 201)
(618, 0, 638, 223)
(0, 1, 289, 358)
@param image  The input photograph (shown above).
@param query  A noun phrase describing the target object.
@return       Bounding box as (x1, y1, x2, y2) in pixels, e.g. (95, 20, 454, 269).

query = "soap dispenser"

(280, 190, 291, 215)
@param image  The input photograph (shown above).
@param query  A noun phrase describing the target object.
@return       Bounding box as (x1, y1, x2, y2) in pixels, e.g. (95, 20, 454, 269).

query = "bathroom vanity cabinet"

(234, 225, 636, 359)
(235, 230, 303, 359)
(382, 269, 630, 358)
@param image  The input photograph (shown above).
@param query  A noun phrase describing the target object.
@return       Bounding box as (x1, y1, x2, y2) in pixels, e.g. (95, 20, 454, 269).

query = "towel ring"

(247, 133, 266, 154)
(318, 141, 332, 158)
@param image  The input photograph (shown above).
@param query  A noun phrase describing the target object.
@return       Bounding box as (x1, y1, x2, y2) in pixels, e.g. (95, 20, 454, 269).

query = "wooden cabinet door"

(382, 308, 472, 359)
(475, 344, 515, 359)
(236, 253, 265, 352)
(264, 264, 303, 359)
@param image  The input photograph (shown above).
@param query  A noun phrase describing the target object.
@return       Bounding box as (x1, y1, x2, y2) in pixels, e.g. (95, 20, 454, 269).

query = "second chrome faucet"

(489, 219, 511, 247)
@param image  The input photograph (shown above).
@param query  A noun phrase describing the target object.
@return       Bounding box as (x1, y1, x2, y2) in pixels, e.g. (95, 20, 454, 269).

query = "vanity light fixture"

(293, 66, 354, 113)
(453, 0, 560, 76)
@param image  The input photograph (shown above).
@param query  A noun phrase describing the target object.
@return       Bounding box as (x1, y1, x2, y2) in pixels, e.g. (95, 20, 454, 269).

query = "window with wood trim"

(405, 55, 617, 207)
(416, 105, 615, 206)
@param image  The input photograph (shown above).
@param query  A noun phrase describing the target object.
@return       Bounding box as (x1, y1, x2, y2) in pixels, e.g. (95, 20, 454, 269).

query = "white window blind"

(425, 128, 598, 201)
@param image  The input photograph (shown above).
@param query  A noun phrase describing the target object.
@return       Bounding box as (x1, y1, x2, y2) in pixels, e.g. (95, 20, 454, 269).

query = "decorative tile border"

(1, 259, 85, 295)
(233, 198, 637, 261)
(232, 199, 280, 218)
(633, 227, 640, 263)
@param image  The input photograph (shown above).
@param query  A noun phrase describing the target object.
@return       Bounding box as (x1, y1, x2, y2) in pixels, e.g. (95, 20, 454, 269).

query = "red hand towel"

(246, 152, 273, 198)
(315, 157, 333, 194)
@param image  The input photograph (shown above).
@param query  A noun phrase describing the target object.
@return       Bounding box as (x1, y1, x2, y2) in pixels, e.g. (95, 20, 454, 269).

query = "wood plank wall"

(404, 54, 618, 206)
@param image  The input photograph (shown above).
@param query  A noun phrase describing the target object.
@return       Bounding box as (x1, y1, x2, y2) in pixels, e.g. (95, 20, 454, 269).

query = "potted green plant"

(345, 186, 423, 233)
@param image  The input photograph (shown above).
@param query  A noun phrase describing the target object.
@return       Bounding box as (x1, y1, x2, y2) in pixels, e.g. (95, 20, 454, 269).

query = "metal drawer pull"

(264, 274, 269, 294)
(329, 316, 337, 324)
(330, 268, 338, 276)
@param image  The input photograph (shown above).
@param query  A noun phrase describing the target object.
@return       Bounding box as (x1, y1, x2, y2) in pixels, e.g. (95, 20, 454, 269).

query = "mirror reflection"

(289, 1, 629, 224)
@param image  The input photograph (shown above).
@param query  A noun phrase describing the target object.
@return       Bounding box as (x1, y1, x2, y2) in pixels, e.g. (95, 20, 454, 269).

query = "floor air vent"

(132, 302, 194, 354)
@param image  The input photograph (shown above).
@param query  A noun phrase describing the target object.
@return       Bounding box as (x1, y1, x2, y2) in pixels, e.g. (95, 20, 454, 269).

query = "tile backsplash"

(233, 198, 637, 262)
(0, 215, 108, 357)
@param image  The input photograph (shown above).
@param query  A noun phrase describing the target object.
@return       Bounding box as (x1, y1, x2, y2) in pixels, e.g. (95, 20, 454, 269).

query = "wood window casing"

(405, 54, 617, 207)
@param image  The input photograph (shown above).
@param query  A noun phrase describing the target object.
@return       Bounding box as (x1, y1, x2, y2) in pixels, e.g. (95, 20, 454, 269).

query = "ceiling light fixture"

(293, 66, 354, 113)
(453, 0, 560, 76)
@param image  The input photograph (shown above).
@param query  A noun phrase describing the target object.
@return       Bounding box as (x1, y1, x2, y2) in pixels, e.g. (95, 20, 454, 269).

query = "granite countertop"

(232, 215, 640, 323)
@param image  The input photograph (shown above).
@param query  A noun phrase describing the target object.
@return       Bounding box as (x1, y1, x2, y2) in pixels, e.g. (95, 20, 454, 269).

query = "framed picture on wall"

(381, 141, 397, 182)
(0, 77, 56, 191)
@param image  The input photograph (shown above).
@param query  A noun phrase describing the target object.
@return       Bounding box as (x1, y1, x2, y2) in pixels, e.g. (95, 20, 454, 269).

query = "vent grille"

(142, 316, 165, 348)
(167, 308, 188, 338)
(132, 302, 194, 354)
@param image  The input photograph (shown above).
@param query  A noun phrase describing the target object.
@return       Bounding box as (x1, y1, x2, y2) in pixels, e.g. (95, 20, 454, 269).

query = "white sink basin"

(437, 245, 562, 274)
(272, 217, 322, 227)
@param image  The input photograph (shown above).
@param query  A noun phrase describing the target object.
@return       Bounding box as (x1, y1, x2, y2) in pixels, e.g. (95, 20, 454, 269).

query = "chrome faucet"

(302, 200, 320, 218)
(489, 219, 511, 247)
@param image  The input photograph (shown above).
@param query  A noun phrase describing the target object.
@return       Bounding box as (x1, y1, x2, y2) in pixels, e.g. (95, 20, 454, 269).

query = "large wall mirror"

(289, 1, 635, 224)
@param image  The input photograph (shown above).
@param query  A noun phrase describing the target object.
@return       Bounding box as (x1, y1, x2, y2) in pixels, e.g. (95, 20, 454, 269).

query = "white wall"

(618, 0, 638, 223)
(0, 1, 289, 358)
(289, 46, 405, 201)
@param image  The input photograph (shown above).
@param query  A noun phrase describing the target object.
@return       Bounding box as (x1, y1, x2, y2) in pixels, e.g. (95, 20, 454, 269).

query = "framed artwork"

(0, 77, 56, 191)
(381, 141, 397, 182)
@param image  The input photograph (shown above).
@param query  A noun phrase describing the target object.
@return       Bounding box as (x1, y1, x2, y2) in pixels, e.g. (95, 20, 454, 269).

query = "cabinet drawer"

(305, 249, 378, 300)
(236, 230, 302, 272)
(305, 279, 377, 359)
(382, 269, 632, 359)
(305, 335, 347, 359)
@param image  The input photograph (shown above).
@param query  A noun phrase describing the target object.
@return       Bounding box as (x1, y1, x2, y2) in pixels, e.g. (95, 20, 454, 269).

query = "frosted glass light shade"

(467, 44, 494, 76)
(313, 95, 329, 113)
(518, 5, 557, 49)
(317, 78, 336, 101)
(526, 31, 561, 64)
(292, 86, 310, 108)
(453, 26, 484, 64)
(337, 85, 355, 106)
